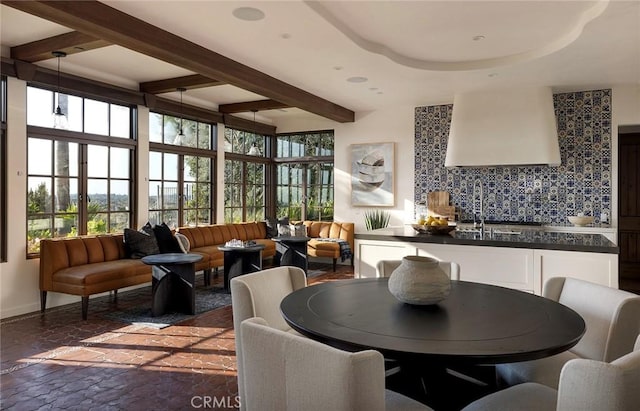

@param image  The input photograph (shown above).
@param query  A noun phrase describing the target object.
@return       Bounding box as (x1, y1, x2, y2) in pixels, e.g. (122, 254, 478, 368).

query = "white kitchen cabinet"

(415, 243, 536, 292)
(534, 249, 619, 293)
(356, 238, 619, 295)
(355, 240, 416, 278)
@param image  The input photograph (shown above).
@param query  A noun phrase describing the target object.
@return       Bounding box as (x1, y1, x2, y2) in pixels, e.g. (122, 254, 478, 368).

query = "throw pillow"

(277, 224, 291, 237)
(153, 222, 182, 253)
(264, 217, 278, 238)
(174, 232, 191, 253)
(290, 224, 306, 237)
(124, 225, 160, 259)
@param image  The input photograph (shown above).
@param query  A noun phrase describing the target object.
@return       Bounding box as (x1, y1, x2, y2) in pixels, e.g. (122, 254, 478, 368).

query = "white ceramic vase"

(387, 256, 451, 305)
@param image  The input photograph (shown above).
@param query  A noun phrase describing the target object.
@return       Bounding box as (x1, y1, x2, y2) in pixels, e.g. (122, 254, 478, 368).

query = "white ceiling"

(1, 0, 639, 126)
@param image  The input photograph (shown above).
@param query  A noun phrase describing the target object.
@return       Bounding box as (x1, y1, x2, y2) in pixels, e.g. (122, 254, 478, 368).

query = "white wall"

(0, 77, 43, 318)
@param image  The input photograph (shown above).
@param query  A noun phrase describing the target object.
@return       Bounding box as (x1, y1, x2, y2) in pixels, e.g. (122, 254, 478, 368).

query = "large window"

(26, 86, 135, 254)
(224, 127, 269, 223)
(148, 113, 215, 228)
(275, 131, 334, 220)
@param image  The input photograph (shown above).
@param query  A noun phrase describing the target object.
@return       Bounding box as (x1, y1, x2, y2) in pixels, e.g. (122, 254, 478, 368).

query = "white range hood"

(445, 87, 561, 167)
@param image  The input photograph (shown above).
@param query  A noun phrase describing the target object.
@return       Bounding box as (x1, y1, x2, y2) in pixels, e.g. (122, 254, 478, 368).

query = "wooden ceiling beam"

(219, 99, 291, 114)
(10, 31, 110, 62)
(3, 0, 355, 123)
(139, 74, 225, 94)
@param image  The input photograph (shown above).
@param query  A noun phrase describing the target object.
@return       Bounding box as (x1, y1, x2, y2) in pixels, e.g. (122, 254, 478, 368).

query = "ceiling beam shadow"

(4, 0, 354, 123)
(11, 31, 110, 62)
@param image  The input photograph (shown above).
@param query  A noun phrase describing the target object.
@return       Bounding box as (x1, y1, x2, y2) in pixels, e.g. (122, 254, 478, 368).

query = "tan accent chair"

(496, 277, 640, 389)
(230, 266, 307, 411)
(463, 335, 640, 411)
(241, 317, 432, 411)
(376, 259, 460, 280)
(301, 221, 354, 271)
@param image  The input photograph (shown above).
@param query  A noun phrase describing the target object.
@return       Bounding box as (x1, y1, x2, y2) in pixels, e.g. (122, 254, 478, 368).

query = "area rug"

(306, 262, 332, 278)
(102, 287, 231, 329)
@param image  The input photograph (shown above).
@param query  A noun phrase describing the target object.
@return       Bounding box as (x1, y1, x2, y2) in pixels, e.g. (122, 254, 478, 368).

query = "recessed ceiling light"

(488, 72, 499, 77)
(369, 87, 378, 91)
(281, 33, 291, 40)
(232, 7, 265, 21)
(347, 76, 368, 83)
(473, 35, 485, 41)
(333, 66, 344, 71)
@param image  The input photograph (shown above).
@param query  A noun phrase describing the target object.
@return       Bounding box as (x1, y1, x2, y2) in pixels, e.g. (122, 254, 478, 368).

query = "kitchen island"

(355, 226, 619, 294)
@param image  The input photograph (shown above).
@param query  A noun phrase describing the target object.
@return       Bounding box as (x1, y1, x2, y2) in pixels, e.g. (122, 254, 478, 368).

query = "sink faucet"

(473, 179, 485, 232)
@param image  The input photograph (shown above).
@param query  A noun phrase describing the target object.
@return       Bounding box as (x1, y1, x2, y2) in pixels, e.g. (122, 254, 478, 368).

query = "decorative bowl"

(568, 215, 595, 226)
(411, 224, 456, 235)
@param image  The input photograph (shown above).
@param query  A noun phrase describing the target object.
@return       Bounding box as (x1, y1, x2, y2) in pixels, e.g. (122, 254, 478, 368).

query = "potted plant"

(364, 209, 391, 231)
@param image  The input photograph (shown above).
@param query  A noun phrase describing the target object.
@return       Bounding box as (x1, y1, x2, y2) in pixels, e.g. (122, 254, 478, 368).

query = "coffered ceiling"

(1, 0, 638, 127)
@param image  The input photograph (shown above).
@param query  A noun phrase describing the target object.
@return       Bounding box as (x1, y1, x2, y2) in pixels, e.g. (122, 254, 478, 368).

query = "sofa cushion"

(53, 259, 149, 286)
(308, 239, 341, 252)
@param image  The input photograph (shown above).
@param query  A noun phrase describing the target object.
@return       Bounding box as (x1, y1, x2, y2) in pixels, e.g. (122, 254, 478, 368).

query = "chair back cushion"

(548, 278, 640, 361)
(230, 266, 307, 410)
(557, 343, 640, 411)
(241, 317, 385, 411)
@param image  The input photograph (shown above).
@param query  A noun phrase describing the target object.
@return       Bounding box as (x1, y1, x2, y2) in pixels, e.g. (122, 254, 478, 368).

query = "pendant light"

(52, 51, 68, 129)
(174, 87, 186, 145)
(247, 110, 261, 156)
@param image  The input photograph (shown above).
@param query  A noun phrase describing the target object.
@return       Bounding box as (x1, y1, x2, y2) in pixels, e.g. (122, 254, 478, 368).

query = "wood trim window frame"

(274, 130, 335, 221)
(0, 76, 6, 262)
(25, 85, 137, 257)
(148, 111, 217, 228)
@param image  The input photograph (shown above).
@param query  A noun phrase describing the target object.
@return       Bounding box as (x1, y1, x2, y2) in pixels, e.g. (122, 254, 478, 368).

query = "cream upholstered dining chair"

(463, 334, 640, 411)
(241, 317, 432, 411)
(376, 259, 460, 280)
(230, 266, 307, 411)
(496, 277, 640, 389)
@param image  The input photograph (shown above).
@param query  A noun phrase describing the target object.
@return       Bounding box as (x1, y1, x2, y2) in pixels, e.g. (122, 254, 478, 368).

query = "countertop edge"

(354, 232, 619, 254)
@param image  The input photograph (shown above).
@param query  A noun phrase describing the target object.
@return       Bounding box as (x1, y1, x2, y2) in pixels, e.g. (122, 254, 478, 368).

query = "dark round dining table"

(280, 278, 585, 366)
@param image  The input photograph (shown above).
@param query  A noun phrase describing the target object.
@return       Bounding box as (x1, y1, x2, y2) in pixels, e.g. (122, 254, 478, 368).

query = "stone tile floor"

(1, 263, 353, 410)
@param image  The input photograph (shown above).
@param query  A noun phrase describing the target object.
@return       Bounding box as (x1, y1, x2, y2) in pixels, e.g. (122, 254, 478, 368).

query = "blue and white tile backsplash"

(414, 89, 612, 224)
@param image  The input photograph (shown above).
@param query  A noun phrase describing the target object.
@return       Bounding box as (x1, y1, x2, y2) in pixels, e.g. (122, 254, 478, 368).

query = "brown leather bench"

(39, 234, 155, 320)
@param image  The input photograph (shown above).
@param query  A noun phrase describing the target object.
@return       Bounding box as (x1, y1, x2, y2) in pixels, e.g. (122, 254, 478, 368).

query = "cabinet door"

(416, 244, 536, 292)
(355, 240, 415, 278)
(534, 249, 619, 291)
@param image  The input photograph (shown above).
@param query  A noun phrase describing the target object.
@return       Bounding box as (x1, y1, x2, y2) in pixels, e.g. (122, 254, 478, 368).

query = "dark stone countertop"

(355, 226, 618, 254)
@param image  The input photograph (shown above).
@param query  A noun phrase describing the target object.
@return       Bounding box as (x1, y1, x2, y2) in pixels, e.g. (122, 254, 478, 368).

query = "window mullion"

(79, 144, 89, 235)
(178, 154, 185, 227)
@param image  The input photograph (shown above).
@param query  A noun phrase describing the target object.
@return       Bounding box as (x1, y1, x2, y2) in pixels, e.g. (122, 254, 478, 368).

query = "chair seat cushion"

(496, 349, 581, 389)
(462, 382, 557, 411)
(385, 389, 432, 410)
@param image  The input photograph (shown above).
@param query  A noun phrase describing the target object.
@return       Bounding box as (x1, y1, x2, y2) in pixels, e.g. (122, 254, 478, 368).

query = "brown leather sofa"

(176, 221, 276, 279)
(298, 221, 355, 271)
(39, 222, 275, 320)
